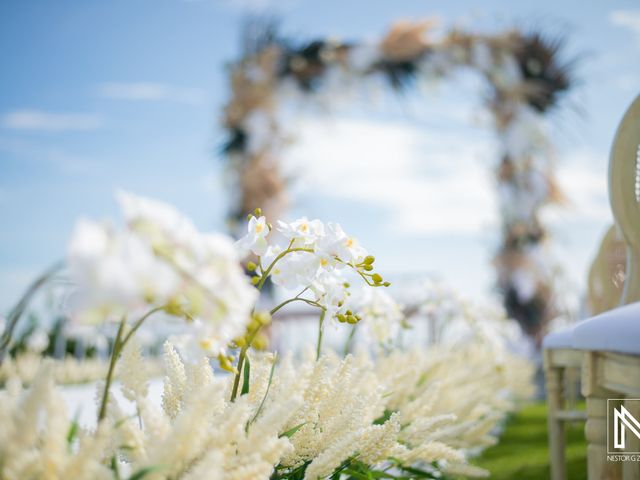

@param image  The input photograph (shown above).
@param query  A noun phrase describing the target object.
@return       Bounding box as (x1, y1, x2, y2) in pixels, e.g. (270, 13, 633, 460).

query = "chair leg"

(622, 399, 640, 480)
(566, 366, 580, 410)
(582, 352, 622, 480)
(546, 359, 567, 480)
(585, 395, 623, 480)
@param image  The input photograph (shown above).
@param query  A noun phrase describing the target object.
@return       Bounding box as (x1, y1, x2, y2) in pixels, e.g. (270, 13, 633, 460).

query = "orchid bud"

(252, 333, 269, 350)
(254, 311, 272, 326)
(218, 354, 237, 374)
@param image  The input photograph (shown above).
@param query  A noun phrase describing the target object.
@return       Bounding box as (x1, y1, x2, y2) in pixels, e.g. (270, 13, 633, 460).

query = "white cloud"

(609, 10, 640, 45)
(98, 82, 208, 104)
(559, 150, 610, 219)
(1, 110, 102, 131)
(284, 116, 497, 235)
(283, 116, 611, 236)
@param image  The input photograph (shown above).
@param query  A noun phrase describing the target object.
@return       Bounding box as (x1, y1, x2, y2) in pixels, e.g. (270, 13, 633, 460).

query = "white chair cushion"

(542, 328, 574, 349)
(572, 302, 640, 355)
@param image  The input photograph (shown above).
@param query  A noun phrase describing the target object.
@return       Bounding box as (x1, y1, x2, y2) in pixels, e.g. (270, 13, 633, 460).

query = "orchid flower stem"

(121, 305, 165, 346)
(231, 291, 323, 402)
(316, 309, 326, 361)
(98, 306, 164, 422)
(230, 346, 248, 402)
(230, 327, 260, 402)
(256, 247, 314, 290)
(344, 324, 357, 357)
(98, 316, 126, 423)
(270, 297, 322, 316)
(270, 298, 300, 316)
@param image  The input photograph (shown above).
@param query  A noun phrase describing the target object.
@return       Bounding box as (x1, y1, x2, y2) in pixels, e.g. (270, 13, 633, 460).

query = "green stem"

(343, 324, 357, 357)
(247, 352, 278, 430)
(0, 260, 64, 363)
(98, 317, 126, 422)
(270, 297, 322, 316)
(230, 326, 261, 402)
(231, 292, 324, 399)
(230, 347, 247, 402)
(231, 290, 323, 401)
(121, 305, 165, 346)
(97, 306, 164, 422)
(257, 247, 313, 290)
(316, 310, 326, 360)
(270, 298, 299, 316)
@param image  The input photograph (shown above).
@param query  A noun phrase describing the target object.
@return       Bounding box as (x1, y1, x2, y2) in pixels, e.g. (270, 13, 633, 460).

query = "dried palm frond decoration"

(219, 19, 577, 340)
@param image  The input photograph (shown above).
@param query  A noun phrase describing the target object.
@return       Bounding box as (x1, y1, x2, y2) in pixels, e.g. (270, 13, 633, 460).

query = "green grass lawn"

(473, 402, 587, 479)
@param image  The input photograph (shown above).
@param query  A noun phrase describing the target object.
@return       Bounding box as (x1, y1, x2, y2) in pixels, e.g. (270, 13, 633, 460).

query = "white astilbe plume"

(183, 356, 216, 405)
(302, 428, 363, 480)
(124, 343, 300, 480)
(279, 352, 385, 469)
(0, 333, 531, 480)
(443, 463, 491, 478)
(354, 414, 401, 464)
(161, 341, 186, 418)
(274, 350, 482, 479)
(0, 353, 144, 386)
(395, 441, 464, 464)
(118, 337, 149, 402)
(61, 425, 113, 479)
(181, 451, 224, 480)
(0, 365, 114, 480)
(142, 386, 222, 479)
(376, 341, 534, 460)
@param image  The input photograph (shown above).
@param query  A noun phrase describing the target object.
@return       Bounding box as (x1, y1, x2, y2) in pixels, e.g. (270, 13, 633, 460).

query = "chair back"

(586, 224, 626, 315)
(609, 94, 640, 304)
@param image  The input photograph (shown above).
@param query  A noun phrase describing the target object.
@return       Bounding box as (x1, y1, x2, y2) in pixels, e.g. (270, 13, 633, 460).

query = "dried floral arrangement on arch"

(220, 19, 577, 339)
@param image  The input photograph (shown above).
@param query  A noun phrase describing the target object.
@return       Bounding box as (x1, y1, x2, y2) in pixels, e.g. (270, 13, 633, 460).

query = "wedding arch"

(220, 19, 576, 338)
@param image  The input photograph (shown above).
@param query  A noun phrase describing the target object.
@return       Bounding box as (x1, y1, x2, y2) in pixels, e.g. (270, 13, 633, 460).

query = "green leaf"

(385, 458, 441, 479)
(416, 372, 429, 388)
(127, 466, 162, 480)
(241, 355, 251, 396)
(373, 409, 394, 425)
(110, 456, 121, 480)
(66, 417, 79, 447)
(279, 422, 306, 438)
(247, 352, 278, 431)
(341, 469, 370, 479)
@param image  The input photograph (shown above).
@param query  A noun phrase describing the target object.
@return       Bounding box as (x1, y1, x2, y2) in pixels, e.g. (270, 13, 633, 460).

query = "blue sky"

(1, 0, 639, 313)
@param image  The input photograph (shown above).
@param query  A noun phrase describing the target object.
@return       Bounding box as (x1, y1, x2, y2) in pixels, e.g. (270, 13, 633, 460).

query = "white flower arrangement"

(0, 193, 534, 479)
(68, 192, 258, 361)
